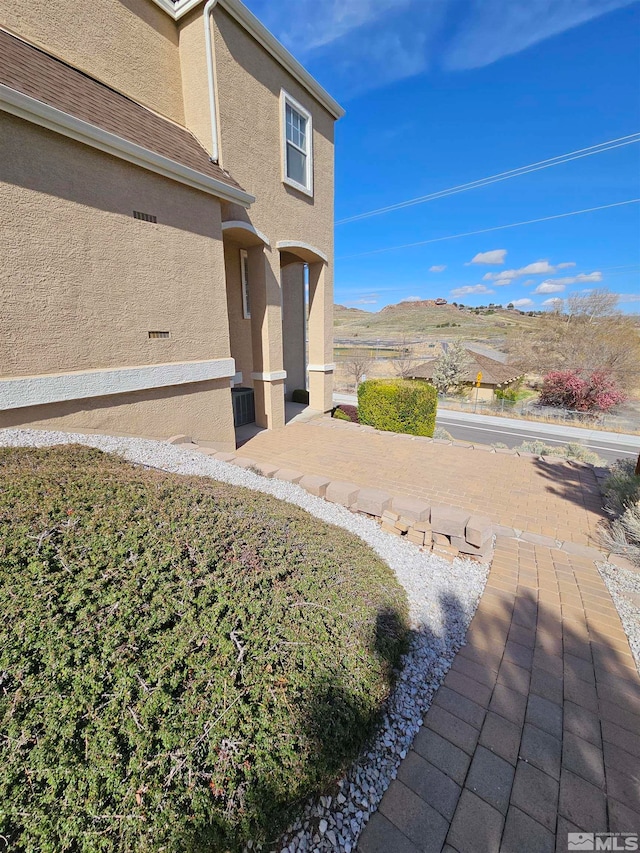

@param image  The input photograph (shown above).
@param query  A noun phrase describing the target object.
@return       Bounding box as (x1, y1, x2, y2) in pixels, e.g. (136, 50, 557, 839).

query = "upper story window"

(281, 90, 313, 196)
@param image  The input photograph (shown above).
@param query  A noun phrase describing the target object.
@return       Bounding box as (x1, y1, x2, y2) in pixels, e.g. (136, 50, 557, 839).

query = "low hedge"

(358, 378, 437, 436)
(0, 445, 408, 852)
(332, 405, 359, 423)
(291, 389, 309, 405)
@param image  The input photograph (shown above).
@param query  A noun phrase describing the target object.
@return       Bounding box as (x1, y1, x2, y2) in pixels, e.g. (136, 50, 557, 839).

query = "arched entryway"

(277, 241, 334, 415)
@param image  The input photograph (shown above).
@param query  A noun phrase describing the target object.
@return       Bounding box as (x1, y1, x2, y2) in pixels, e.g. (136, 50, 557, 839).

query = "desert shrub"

(291, 389, 309, 405)
(602, 459, 640, 515)
(0, 446, 409, 852)
(538, 370, 625, 413)
(514, 440, 604, 466)
(333, 404, 359, 423)
(433, 427, 453, 441)
(358, 379, 437, 437)
(601, 459, 640, 566)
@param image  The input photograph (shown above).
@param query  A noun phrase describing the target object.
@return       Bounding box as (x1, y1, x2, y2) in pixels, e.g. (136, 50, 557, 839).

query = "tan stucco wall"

(0, 380, 236, 449)
(1, 0, 184, 123)
(0, 114, 235, 445)
(179, 6, 336, 415)
(224, 241, 254, 385)
(1, 114, 230, 376)
(179, 5, 334, 261)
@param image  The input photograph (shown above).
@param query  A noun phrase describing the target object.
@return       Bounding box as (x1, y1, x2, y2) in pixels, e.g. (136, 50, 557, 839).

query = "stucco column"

(248, 247, 285, 429)
(307, 260, 334, 413)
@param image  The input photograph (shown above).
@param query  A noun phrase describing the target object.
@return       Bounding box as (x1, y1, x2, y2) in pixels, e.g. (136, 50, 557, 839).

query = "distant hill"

(334, 300, 541, 342)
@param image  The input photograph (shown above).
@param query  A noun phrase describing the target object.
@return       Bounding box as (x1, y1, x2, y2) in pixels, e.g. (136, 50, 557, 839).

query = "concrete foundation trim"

(0, 359, 236, 410)
(251, 371, 287, 382)
(307, 363, 335, 372)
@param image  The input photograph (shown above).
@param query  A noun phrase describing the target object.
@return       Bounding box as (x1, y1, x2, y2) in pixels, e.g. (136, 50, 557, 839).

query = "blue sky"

(245, 0, 640, 312)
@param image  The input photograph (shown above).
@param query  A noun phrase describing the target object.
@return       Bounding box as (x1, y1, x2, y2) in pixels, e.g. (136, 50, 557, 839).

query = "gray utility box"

(231, 387, 255, 427)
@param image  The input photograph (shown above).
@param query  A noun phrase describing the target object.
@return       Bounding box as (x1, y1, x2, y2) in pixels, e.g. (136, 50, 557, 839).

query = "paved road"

(333, 393, 640, 464)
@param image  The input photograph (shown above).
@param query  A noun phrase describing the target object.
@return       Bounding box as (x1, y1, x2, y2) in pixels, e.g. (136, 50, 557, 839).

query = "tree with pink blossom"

(539, 369, 626, 413)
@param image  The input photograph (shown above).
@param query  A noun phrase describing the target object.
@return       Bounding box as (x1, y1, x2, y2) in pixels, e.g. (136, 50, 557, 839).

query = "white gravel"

(597, 560, 640, 672)
(0, 429, 489, 852)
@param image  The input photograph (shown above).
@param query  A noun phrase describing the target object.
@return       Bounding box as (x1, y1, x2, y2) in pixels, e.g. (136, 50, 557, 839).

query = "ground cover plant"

(0, 446, 409, 852)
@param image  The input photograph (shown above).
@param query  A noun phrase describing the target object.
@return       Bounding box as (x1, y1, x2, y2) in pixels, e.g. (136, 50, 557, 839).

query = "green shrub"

(358, 379, 437, 437)
(0, 446, 408, 852)
(291, 389, 309, 404)
(332, 407, 351, 421)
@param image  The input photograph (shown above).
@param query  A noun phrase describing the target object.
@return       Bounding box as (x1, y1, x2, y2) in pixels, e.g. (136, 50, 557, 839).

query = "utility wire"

(337, 199, 640, 260)
(337, 133, 640, 225)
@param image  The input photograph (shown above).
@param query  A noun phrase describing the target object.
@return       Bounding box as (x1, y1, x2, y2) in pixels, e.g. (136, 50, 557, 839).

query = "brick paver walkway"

(358, 537, 640, 852)
(238, 419, 640, 850)
(240, 421, 605, 546)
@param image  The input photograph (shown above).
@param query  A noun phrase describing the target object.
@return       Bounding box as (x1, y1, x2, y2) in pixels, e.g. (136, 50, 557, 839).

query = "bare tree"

(392, 335, 417, 378)
(506, 288, 640, 392)
(342, 352, 374, 390)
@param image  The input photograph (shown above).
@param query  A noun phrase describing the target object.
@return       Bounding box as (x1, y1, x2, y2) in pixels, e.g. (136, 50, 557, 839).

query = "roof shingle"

(411, 349, 524, 386)
(0, 27, 245, 195)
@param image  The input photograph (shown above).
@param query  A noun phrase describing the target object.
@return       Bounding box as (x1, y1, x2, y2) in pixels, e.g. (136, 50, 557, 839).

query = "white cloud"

(450, 284, 495, 297)
(543, 297, 564, 307)
(401, 296, 422, 302)
(511, 298, 535, 309)
(557, 262, 577, 269)
(616, 293, 640, 303)
(443, 0, 638, 72)
(483, 259, 577, 284)
(429, 264, 447, 272)
(543, 271, 603, 286)
(534, 282, 566, 294)
(246, 0, 637, 97)
(468, 249, 507, 265)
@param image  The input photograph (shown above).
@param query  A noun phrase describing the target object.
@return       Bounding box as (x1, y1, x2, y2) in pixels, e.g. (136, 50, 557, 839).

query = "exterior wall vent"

(148, 331, 170, 339)
(134, 211, 157, 223)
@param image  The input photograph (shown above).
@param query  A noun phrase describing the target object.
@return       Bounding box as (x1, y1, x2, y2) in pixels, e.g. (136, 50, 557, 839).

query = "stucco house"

(410, 348, 524, 401)
(0, 0, 343, 450)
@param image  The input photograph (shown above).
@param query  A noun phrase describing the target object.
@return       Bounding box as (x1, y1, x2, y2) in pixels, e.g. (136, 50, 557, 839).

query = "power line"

(337, 199, 640, 260)
(337, 133, 640, 226)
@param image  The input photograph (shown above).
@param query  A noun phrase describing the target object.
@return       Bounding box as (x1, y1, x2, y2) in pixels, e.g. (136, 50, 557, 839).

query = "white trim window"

(280, 90, 313, 196)
(240, 249, 251, 319)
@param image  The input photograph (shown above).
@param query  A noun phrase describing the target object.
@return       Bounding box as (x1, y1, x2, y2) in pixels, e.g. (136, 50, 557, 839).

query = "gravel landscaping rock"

(597, 560, 640, 672)
(0, 429, 489, 852)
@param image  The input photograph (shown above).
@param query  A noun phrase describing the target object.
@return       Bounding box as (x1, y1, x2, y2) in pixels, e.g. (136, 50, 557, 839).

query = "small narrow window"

(148, 330, 170, 339)
(281, 90, 313, 196)
(240, 250, 251, 319)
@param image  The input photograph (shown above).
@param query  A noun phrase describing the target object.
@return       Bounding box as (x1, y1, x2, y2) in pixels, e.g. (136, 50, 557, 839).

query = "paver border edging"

(169, 436, 615, 565)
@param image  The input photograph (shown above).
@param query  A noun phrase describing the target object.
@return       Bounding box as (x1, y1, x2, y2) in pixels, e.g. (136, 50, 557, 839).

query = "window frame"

(240, 249, 251, 320)
(280, 89, 313, 197)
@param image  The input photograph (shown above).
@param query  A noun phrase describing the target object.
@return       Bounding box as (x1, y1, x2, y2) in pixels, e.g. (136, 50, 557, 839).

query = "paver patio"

(240, 420, 605, 546)
(238, 419, 640, 851)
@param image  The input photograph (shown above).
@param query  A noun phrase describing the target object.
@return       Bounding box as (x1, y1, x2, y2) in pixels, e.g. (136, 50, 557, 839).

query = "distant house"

(410, 349, 524, 401)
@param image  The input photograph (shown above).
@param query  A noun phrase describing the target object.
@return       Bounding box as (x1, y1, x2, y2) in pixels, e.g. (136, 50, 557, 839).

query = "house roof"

(411, 349, 524, 386)
(0, 27, 250, 203)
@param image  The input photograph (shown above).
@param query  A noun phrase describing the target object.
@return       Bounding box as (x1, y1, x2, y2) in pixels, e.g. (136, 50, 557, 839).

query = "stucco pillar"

(307, 261, 334, 413)
(248, 247, 285, 429)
